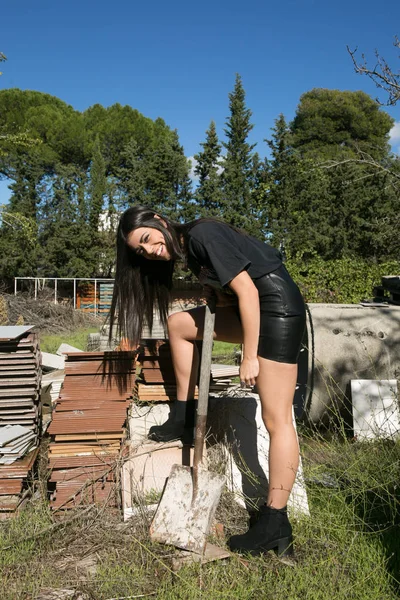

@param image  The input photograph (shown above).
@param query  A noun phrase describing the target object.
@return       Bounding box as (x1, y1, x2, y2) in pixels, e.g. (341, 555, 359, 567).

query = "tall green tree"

(116, 138, 147, 208)
(291, 88, 393, 160)
(194, 120, 223, 217)
(284, 88, 397, 260)
(88, 135, 106, 231)
(265, 114, 295, 251)
(221, 74, 260, 234)
(0, 89, 192, 281)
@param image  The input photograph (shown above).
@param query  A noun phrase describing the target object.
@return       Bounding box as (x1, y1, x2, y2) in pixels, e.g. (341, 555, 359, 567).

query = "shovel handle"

(192, 300, 216, 489)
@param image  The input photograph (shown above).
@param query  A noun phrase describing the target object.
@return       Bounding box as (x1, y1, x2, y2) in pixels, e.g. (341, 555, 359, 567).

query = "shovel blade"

(150, 464, 225, 554)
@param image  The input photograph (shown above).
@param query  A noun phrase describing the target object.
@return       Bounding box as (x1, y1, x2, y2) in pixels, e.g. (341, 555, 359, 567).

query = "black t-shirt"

(186, 221, 282, 290)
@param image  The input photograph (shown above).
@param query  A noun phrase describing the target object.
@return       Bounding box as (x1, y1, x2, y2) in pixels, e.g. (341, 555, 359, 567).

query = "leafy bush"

(286, 253, 400, 304)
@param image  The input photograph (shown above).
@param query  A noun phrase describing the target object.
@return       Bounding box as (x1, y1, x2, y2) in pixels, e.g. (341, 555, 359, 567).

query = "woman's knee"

(261, 410, 294, 436)
(167, 310, 199, 340)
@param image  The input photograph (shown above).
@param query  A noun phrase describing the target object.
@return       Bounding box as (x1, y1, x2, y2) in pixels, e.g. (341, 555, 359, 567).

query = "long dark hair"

(109, 205, 247, 346)
(109, 205, 184, 346)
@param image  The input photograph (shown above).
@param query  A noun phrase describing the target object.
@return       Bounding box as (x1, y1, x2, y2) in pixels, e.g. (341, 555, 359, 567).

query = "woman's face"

(127, 226, 171, 261)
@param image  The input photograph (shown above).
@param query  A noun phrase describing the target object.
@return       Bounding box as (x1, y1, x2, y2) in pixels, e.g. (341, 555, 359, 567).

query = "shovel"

(149, 301, 226, 555)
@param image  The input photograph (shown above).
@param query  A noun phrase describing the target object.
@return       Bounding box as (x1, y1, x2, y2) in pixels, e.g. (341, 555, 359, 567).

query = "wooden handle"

(192, 301, 216, 497)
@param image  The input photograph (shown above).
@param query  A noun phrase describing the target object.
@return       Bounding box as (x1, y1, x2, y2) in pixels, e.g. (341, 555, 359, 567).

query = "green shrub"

(286, 253, 400, 304)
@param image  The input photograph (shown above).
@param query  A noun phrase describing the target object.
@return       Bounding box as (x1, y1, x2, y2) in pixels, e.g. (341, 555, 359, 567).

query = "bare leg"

(227, 356, 298, 556)
(256, 357, 299, 508)
(167, 306, 243, 400)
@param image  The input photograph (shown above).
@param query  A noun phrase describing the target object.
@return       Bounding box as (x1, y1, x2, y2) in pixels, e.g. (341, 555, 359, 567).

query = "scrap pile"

(47, 351, 136, 510)
(136, 339, 239, 401)
(0, 425, 37, 464)
(0, 327, 41, 516)
(0, 330, 42, 435)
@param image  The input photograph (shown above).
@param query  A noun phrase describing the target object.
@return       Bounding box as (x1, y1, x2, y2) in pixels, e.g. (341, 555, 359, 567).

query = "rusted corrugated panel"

(48, 349, 135, 509)
(49, 465, 112, 482)
(54, 399, 129, 412)
(49, 455, 118, 469)
(49, 419, 125, 435)
(140, 369, 176, 384)
(65, 361, 135, 376)
(50, 481, 116, 510)
(0, 479, 23, 495)
(65, 351, 137, 361)
(0, 358, 37, 366)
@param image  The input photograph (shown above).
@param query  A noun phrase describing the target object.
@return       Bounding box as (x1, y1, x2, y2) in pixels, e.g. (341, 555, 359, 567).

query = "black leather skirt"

(253, 265, 306, 364)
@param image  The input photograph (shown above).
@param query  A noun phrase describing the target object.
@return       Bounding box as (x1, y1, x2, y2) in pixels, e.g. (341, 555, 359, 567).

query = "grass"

(1, 433, 399, 599)
(39, 327, 99, 354)
(212, 340, 240, 365)
(39, 332, 238, 359)
(7, 326, 397, 597)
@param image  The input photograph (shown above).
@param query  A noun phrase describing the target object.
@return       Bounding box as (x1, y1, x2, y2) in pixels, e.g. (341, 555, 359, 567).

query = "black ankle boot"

(228, 505, 293, 557)
(147, 420, 185, 442)
(147, 400, 195, 444)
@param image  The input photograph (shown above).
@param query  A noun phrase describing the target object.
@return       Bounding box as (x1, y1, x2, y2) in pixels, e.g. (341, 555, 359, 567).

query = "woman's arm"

(228, 270, 260, 386)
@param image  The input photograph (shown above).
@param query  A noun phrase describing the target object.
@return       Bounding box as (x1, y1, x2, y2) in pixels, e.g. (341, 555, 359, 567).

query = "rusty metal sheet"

(49, 455, 118, 469)
(0, 448, 39, 478)
(0, 479, 23, 495)
(48, 349, 136, 509)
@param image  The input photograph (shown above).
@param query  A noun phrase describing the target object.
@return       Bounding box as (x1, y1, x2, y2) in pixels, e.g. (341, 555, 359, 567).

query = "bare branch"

(347, 37, 400, 106)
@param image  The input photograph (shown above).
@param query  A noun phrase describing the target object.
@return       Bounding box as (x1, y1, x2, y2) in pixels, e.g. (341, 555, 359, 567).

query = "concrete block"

(351, 379, 399, 440)
(121, 441, 196, 520)
(56, 343, 83, 356)
(128, 402, 171, 443)
(208, 393, 309, 517)
(41, 351, 65, 371)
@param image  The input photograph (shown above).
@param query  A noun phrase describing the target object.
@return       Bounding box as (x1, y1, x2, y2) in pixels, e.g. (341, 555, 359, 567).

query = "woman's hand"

(239, 356, 259, 387)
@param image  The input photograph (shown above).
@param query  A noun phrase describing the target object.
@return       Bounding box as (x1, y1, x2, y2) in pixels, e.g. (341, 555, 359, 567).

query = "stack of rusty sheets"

(48, 351, 136, 510)
(0, 331, 41, 517)
(0, 332, 42, 436)
(0, 447, 39, 518)
(137, 340, 198, 402)
(136, 339, 239, 401)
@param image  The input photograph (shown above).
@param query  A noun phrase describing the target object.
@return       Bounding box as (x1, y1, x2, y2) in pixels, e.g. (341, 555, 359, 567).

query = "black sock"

(173, 399, 187, 424)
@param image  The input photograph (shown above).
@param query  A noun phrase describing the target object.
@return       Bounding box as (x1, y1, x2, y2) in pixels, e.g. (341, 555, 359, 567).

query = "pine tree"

(221, 74, 260, 233)
(265, 114, 295, 251)
(194, 120, 223, 217)
(116, 138, 147, 209)
(88, 135, 106, 232)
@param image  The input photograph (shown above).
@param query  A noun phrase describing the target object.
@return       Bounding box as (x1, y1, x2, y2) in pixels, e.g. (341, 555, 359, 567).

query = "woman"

(110, 205, 306, 557)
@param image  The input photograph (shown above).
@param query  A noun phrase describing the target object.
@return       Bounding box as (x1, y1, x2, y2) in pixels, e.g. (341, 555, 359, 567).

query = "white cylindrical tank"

(296, 304, 400, 424)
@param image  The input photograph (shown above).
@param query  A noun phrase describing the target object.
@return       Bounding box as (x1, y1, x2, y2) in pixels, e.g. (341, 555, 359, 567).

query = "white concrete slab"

(128, 402, 171, 443)
(41, 351, 65, 370)
(121, 441, 197, 521)
(56, 343, 83, 355)
(351, 379, 399, 440)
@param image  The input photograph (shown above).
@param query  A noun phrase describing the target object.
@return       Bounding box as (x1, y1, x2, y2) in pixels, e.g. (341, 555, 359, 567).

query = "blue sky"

(1, 0, 400, 204)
